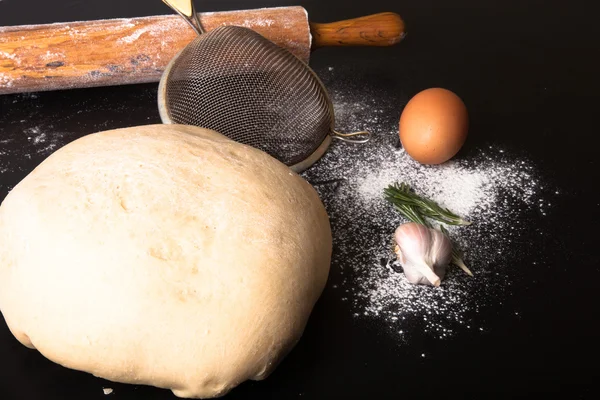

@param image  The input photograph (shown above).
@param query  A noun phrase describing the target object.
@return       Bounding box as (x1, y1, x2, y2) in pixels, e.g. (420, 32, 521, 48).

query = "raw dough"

(0, 124, 331, 398)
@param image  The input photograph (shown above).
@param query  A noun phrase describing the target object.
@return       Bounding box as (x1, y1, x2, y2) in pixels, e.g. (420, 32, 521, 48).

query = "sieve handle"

(310, 12, 406, 49)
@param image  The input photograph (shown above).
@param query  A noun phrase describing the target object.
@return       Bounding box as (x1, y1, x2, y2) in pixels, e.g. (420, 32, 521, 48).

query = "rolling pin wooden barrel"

(0, 6, 405, 95)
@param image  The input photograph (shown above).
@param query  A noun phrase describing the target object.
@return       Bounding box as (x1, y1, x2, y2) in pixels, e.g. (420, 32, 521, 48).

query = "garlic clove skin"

(394, 224, 440, 286)
(394, 222, 453, 287)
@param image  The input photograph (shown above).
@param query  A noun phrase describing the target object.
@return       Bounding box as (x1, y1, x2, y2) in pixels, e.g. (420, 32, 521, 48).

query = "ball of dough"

(0, 124, 331, 398)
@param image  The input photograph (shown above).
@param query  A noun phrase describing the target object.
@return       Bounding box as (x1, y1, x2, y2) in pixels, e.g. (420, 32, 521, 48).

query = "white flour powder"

(25, 125, 67, 154)
(302, 67, 550, 340)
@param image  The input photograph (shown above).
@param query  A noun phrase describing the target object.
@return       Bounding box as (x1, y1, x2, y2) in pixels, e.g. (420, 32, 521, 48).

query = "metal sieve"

(158, 0, 370, 172)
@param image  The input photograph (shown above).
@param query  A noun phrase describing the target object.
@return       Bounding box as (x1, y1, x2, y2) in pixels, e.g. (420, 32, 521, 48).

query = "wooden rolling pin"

(0, 6, 405, 95)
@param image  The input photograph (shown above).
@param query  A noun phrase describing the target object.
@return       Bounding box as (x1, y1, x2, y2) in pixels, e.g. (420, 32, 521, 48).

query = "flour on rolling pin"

(0, 7, 311, 94)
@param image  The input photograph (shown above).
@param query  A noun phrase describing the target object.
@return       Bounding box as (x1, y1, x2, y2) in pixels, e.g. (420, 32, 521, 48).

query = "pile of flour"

(301, 67, 551, 339)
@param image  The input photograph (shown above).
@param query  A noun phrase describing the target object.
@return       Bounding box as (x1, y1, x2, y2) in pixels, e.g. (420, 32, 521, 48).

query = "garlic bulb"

(394, 222, 453, 287)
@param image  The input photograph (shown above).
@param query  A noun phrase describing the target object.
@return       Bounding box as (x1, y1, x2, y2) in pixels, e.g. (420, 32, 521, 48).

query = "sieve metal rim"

(157, 47, 184, 126)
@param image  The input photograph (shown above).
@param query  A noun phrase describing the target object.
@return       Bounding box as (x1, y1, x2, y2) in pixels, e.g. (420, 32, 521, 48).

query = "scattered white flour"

(241, 18, 275, 27)
(301, 67, 549, 340)
(0, 123, 68, 176)
(117, 18, 181, 45)
(118, 27, 149, 44)
(0, 73, 15, 87)
(0, 50, 16, 60)
(23, 126, 65, 154)
(41, 50, 66, 61)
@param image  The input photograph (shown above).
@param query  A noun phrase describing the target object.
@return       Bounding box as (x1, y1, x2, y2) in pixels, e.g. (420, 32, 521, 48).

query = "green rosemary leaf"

(384, 182, 471, 226)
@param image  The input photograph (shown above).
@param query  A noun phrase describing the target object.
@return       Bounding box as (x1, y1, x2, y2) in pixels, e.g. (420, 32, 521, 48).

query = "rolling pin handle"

(310, 12, 406, 49)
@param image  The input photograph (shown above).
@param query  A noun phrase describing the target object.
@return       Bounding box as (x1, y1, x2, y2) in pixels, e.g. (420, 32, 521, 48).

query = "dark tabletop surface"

(1, 0, 599, 399)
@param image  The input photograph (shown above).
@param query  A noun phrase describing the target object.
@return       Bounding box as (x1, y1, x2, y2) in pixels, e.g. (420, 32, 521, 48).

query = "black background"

(1, 0, 599, 399)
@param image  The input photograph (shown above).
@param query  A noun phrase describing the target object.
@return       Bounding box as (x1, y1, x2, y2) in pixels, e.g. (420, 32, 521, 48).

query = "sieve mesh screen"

(163, 26, 333, 166)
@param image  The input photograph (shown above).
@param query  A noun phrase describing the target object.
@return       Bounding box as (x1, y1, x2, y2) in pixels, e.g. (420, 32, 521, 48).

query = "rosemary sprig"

(392, 202, 429, 226)
(383, 182, 471, 226)
(384, 182, 473, 277)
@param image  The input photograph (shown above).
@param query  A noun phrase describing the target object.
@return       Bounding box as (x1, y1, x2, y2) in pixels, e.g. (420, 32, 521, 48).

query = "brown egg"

(399, 88, 469, 165)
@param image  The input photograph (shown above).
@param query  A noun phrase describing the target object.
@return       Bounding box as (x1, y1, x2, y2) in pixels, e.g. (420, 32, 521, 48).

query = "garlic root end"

(415, 261, 441, 287)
